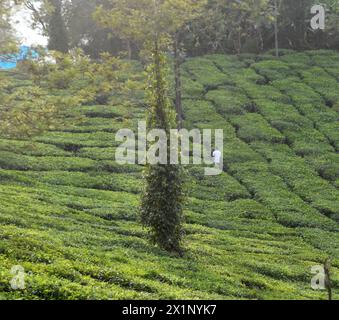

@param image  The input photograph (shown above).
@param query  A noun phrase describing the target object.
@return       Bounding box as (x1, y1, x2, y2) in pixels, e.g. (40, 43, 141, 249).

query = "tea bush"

(1, 51, 338, 300)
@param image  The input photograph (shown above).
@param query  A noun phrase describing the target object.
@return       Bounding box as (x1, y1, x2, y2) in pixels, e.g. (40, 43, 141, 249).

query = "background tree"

(0, 1, 11, 99)
(24, 0, 68, 52)
(0, 46, 134, 138)
(278, 0, 310, 49)
(273, 0, 279, 57)
(0, 1, 23, 95)
(184, 0, 274, 55)
(267, 0, 339, 50)
(310, 0, 339, 49)
(22, 0, 339, 56)
(65, 0, 124, 58)
(46, 0, 69, 52)
(0, 50, 80, 138)
(24, 0, 128, 57)
(0, 0, 22, 52)
(0, 2, 73, 138)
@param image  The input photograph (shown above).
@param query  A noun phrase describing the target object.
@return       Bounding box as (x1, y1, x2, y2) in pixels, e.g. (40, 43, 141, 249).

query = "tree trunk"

(174, 34, 183, 129)
(274, 0, 279, 57)
(126, 40, 132, 60)
(324, 258, 332, 301)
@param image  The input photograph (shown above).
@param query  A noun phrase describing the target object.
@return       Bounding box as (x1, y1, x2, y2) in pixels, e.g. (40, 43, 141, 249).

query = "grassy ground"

(0, 50, 338, 300)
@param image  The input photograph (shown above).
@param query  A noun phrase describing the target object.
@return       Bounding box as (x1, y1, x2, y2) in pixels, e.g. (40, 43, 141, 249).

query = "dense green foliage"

(0, 1, 15, 52)
(140, 51, 185, 254)
(21, 0, 339, 57)
(0, 50, 136, 138)
(47, 0, 69, 52)
(0, 51, 338, 300)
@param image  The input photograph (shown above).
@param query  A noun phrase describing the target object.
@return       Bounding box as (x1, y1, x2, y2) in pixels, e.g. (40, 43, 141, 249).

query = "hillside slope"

(0, 50, 338, 300)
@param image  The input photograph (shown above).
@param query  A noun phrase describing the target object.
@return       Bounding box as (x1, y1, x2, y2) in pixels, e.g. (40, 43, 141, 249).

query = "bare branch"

(24, 0, 47, 32)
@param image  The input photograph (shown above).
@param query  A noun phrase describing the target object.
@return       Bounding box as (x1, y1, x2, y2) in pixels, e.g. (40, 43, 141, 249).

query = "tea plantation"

(0, 50, 338, 300)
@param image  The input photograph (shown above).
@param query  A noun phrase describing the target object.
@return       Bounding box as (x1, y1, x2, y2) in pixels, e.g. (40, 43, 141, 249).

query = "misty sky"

(11, 5, 48, 46)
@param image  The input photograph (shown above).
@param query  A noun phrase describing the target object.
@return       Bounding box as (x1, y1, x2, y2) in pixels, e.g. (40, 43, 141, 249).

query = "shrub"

(239, 82, 290, 103)
(229, 113, 285, 143)
(270, 155, 339, 218)
(74, 105, 130, 119)
(252, 60, 294, 81)
(34, 131, 120, 148)
(234, 69, 265, 84)
(0, 151, 97, 172)
(205, 89, 249, 116)
(181, 71, 205, 99)
(305, 154, 339, 181)
(285, 128, 334, 156)
(183, 58, 231, 88)
(182, 99, 225, 128)
(272, 79, 324, 105)
(0, 139, 71, 157)
(223, 140, 264, 164)
(230, 162, 338, 231)
(187, 167, 250, 201)
(318, 122, 339, 150)
(205, 54, 246, 73)
(254, 100, 313, 130)
(280, 52, 310, 64)
(301, 67, 339, 105)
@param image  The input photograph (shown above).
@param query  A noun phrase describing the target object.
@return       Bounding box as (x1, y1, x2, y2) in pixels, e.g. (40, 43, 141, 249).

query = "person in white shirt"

(212, 149, 222, 170)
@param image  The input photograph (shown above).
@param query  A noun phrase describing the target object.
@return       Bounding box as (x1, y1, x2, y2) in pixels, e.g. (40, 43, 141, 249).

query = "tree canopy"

(10, 0, 339, 57)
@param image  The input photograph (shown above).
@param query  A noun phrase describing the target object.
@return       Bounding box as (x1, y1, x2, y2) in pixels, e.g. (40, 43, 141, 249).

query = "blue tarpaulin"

(0, 45, 39, 70)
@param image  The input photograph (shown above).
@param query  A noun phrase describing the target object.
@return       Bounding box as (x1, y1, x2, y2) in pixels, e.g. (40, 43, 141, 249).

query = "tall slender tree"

(274, 0, 279, 57)
(141, 40, 185, 253)
(24, 0, 69, 52)
(47, 0, 69, 52)
(95, 0, 206, 253)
